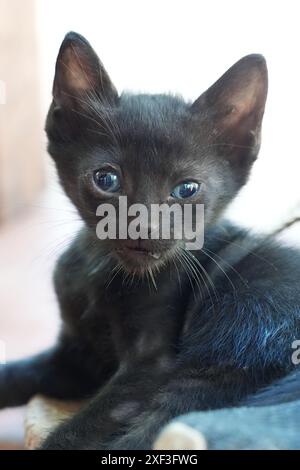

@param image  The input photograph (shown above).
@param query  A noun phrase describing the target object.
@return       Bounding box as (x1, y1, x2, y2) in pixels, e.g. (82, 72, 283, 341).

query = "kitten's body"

(1, 33, 300, 449)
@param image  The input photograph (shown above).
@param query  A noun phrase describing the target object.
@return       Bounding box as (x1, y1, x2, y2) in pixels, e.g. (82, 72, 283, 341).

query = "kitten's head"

(46, 32, 268, 274)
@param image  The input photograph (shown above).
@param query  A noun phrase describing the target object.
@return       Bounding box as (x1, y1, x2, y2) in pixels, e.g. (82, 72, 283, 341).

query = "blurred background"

(0, 0, 299, 449)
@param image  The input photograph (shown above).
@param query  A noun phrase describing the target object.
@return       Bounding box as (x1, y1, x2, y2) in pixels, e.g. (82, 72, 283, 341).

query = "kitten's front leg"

(40, 362, 171, 449)
(106, 365, 276, 450)
(40, 364, 266, 450)
(0, 335, 102, 409)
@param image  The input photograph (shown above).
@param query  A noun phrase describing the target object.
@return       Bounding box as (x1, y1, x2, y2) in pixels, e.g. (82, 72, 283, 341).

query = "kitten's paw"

(153, 422, 207, 450)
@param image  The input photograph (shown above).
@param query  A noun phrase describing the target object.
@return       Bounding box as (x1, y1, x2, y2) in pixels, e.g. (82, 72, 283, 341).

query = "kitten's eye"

(93, 170, 120, 193)
(171, 181, 200, 199)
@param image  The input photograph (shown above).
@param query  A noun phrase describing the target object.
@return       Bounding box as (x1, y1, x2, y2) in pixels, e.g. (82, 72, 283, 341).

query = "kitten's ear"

(52, 32, 118, 107)
(191, 54, 268, 163)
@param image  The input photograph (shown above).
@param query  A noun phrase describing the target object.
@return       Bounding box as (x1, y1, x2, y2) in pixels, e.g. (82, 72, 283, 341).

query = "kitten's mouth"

(120, 245, 162, 260)
(115, 241, 165, 271)
(125, 247, 161, 259)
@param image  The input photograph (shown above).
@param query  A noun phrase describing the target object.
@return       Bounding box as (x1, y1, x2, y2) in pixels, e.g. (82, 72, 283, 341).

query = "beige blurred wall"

(0, 0, 44, 224)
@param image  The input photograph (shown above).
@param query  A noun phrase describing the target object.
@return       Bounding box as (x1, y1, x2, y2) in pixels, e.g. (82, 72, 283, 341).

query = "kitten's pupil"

(94, 170, 120, 193)
(171, 182, 200, 199)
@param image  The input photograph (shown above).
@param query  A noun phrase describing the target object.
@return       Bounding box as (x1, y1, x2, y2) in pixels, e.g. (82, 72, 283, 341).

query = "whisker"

(213, 235, 279, 272)
(148, 266, 157, 291)
(175, 249, 196, 300)
(201, 248, 237, 292)
(203, 247, 249, 288)
(183, 249, 219, 306)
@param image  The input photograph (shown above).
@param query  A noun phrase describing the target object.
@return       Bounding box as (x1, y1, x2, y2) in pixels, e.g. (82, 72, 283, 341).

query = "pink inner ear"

(192, 55, 268, 140)
(61, 47, 93, 92)
(233, 87, 258, 113)
(221, 75, 267, 132)
(234, 81, 264, 113)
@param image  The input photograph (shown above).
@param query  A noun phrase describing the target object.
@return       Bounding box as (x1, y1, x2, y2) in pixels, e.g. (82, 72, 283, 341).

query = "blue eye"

(94, 170, 120, 193)
(171, 181, 200, 199)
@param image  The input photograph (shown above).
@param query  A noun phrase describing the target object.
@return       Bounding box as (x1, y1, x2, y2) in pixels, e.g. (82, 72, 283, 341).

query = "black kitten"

(1, 32, 300, 450)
